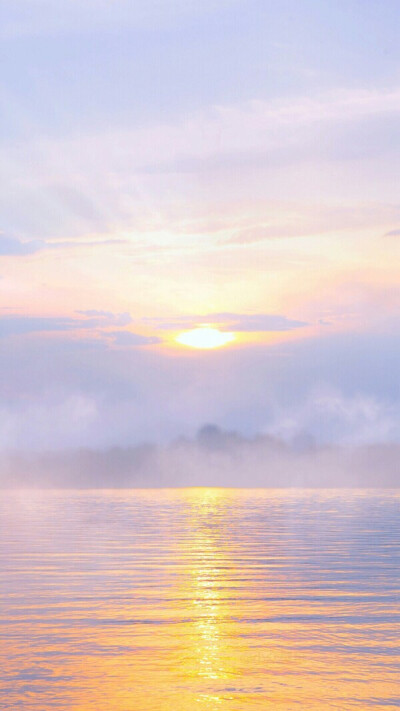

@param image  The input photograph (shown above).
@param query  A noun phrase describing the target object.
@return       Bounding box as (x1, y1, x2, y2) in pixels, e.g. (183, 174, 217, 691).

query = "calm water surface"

(0, 489, 399, 710)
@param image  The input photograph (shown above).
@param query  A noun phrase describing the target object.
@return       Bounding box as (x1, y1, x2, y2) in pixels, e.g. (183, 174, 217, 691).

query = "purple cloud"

(110, 331, 162, 347)
(0, 311, 133, 337)
(0, 232, 127, 257)
(145, 312, 308, 332)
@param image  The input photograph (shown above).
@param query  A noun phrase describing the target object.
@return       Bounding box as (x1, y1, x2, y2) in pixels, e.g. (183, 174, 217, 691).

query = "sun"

(175, 326, 235, 349)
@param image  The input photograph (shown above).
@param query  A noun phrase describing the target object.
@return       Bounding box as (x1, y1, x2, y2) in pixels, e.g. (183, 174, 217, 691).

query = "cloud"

(0, 393, 99, 452)
(110, 331, 162, 347)
(76, 310, 132, 327)
(220, 203, 400, 245)
(265, 386, 400, 447)
(50, 239, 128, 249)
(133, 87, 400, 176)
(0, 310, 133, 338)
(227, 225, 308, 244)
(3, 85, 400, 240)
(215, 313, 308, 332)
(145, 312, 307, 332)
(0, 232, 127, 257)
(0, 234, 45, 256)
(0, 316, 79, 337)
(0, 325, 399, 453)
(384, 228, 400, 237)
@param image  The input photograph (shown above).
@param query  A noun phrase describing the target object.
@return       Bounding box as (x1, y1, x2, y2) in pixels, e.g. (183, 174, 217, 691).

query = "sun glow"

(175, 326, 235, 349)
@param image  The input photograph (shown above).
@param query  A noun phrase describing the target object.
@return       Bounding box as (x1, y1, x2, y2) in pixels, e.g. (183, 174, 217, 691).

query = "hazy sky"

(1, 1, 400, 451)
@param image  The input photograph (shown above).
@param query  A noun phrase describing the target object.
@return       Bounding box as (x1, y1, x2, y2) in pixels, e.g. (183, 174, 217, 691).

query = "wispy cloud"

(4, 85, 400, 240)
(76, 310, 132, 326)
(0, 234, 44, 256)
(265, 386, 400, 447)
(0, 325, 399, 451)
(0, 311, 132, 338)
(0, 232, 127, 257)
(218, 313, 308, 332)
(109, 331, 162, 347)
(225, 204, 400, 244)
(145, 312, 308, 332)
(384, 228, 400, 237)
(132, 87, 400, 177)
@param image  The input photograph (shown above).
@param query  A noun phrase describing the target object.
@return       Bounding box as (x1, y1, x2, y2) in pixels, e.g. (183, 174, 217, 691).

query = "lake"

(0, 489, 399, 710)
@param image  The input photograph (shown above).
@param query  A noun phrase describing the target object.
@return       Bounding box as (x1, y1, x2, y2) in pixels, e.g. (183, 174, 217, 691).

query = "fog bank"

(1, 426, 399, 488)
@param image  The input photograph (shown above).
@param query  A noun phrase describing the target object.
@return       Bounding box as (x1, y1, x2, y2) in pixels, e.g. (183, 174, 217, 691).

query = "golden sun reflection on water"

(180, 489, 234, 696)
(0, 489, 400, 710)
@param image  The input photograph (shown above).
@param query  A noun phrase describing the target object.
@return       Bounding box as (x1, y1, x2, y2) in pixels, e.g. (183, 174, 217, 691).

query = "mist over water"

(2, 426, 400, 488)
(0, 489, 399, 710)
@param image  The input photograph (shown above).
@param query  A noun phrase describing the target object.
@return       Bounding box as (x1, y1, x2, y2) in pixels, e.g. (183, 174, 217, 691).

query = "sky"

(1, 0, 400, 457)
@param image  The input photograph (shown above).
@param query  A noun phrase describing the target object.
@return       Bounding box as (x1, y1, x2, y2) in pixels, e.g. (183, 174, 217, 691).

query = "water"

(0, 489, 399, 710)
